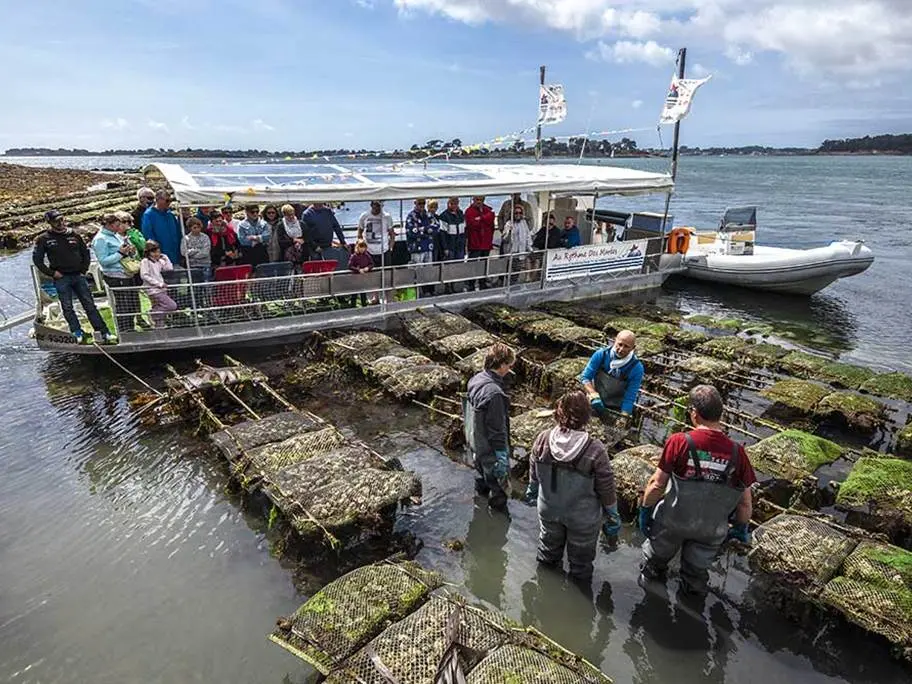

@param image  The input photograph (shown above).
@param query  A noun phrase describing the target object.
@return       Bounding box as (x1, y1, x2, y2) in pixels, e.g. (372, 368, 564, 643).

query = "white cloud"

(589, 39, 675, 67)
(690, 63, 711, 78)
(407, 122, 415, 128)
(147, 119, 169, 132)
(252, 118, 275, 131)
(355, 0, 376, 7)
(100, 117, 129, 130)
(631, 99, 643, 109)
(180, 115, 196, 130)
(391, 1, 912, 77)
(213, 123, 246, 133)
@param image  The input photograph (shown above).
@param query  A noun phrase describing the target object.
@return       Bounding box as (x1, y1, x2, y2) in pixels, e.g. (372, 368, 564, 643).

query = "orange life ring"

(666, 227, 693, 254)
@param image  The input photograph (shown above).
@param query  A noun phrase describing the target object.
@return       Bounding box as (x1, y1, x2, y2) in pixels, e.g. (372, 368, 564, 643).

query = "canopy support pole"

(661, 47, 686, 233)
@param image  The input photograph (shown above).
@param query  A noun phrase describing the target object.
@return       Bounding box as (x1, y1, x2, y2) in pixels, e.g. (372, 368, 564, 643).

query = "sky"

(2, 0, 911, 152)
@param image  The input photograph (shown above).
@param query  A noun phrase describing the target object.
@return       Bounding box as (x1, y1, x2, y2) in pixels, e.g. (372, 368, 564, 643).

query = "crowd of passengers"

(31, 187, 620, 341)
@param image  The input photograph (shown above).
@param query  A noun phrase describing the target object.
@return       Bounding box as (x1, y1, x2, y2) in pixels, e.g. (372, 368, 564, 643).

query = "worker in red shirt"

(464, 195, 495, 290)
(638, 384, 756, 595)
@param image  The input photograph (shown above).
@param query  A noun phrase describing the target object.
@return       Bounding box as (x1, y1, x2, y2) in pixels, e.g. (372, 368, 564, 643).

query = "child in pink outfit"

(140, 239, 178, 327)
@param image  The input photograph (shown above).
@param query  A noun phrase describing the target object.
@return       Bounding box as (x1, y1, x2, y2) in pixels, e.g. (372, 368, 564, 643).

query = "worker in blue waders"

(638, 384, 756, 595)
(464, 344, 516, 512)
(579, 330, 644, 428)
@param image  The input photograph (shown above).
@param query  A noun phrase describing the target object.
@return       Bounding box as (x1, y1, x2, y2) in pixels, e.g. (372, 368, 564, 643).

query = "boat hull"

(682, 241, 874, 295)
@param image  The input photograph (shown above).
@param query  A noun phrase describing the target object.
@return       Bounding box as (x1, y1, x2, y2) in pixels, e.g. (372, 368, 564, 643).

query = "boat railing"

(31, 236, 668, 340)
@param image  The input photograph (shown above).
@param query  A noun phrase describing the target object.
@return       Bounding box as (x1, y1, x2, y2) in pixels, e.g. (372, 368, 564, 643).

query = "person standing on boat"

(207, 210, 240, 268)
(638, 384, 755, 595)
(301, 202, 347, 258)
(560, 216, 582, 248)
(502, 203, 533, 282)
(33, 210, 113, 344)
(237, 203, 271, 269)
(357, 200, 394, 268)
(141, 189, 181, 264)
(579, 330, 643, 427)
(131, 187, 155, 232)
(406, 198, 436, 296)
(92, 212, 145, 330)
(497, 194, 535, 236)
(438, 197, 466, 261)
(465, 195, 495, 290)
(464, 343, 516, 512)
(523, 390, 620, 584)
(180, 217, 212, 280)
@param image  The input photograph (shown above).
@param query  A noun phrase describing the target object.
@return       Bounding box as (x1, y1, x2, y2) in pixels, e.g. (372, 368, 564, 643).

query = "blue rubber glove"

(602, 504, 621, 537)
(727, 522, 751, 544)
(638, 505, 654, 536)
(491, 450, 509, 483)
(590, 395, 606, 415)
(522, 482, 539, 506)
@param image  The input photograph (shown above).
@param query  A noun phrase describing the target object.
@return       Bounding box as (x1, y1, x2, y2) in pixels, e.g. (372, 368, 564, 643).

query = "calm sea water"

(1, 156, 910, 684)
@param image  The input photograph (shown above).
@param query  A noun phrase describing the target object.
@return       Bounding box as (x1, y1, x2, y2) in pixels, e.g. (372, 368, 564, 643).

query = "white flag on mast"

(659, 74, 711, 125)
(538, 84, 567, 125)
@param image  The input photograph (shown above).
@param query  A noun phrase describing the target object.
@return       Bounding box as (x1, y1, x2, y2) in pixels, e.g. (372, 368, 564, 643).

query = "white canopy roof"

(145, 161, 673, 205)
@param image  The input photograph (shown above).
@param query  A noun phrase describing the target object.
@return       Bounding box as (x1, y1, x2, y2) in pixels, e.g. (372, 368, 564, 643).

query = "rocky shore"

(0, 163, 143, 249)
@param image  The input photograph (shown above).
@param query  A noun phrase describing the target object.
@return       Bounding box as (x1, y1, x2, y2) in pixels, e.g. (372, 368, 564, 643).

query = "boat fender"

(667, 227, 694, 255)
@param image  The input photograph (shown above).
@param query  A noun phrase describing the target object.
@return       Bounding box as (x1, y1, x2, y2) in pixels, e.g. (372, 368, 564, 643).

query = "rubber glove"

(491, 450, 509, 483)
(590, 395, 606, 415)
(638, 505, 654, 536)
(522, 482, 539, 506)
(602, 504, 621, 537)
(727, 522, 751, 544)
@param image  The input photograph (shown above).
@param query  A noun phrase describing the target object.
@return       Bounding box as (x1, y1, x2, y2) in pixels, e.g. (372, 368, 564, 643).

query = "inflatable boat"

(678, 207, 874, 295)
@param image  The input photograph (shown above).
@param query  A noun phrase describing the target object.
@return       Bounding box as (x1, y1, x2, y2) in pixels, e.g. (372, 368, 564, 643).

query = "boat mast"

(661, 47, 686, 232)
(535, 65, 546, 162)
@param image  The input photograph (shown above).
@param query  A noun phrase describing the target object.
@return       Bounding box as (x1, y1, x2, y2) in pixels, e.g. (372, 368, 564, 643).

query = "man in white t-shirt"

(357, 200, 395, 268)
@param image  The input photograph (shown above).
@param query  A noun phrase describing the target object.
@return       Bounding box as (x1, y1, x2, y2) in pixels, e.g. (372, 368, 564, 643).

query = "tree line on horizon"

(3, 133, 910, 158)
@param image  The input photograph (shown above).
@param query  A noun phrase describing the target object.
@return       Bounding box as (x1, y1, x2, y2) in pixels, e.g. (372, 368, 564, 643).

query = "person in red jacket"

(465, 195, 495, 290)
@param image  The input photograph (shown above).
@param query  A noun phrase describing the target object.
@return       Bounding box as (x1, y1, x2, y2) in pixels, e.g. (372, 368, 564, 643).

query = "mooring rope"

(92, 342, 163, 397)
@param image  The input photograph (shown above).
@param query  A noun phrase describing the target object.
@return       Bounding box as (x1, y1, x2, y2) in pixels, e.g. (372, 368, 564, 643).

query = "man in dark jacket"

(33, 210, 113, 344)
(131, 187, 155, 232)
(464, 343, 516, 511)
(302, 202, 347, 257)
(532, 213, 562, 250)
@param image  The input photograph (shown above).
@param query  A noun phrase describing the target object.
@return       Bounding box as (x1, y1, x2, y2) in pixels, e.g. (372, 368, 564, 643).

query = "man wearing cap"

(357, 200, 394, 268)
(141, 189, 181, 264)
(33, 211, 113, 344)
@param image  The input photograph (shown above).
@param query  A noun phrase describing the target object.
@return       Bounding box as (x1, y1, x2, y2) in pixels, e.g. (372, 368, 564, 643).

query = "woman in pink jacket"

(140, 240, 177, 328)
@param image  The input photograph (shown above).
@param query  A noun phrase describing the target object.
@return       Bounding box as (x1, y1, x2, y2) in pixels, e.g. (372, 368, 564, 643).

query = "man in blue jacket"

(141, 189, 181, 264)
(301, 202, 347, 257)
(579, 330, 643, 427)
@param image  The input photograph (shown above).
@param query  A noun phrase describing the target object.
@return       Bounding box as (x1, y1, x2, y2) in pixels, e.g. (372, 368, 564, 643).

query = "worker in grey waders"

(579, 330, 644, 429)
(638, 385, 757, 595)
(523, 390, 620, 584)
(464, 344, 516, 512)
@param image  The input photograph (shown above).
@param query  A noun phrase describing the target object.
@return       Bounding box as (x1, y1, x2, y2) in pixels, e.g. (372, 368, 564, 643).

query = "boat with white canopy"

(29, 160, 680, 354)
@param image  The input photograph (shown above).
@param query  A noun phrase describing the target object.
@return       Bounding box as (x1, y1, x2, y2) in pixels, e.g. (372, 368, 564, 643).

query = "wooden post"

(535, 65, 546, 162)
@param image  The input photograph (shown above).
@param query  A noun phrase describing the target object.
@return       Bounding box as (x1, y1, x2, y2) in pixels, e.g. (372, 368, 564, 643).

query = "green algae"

(741, 322, 776, 337)
(604, 316, 654, 334)
(665, 328, 711, 349)
(697, 335, 750, 361)
(676, 355, 733, 376)
(635, 336, 665, 358)
(898, 421, 912, 454)
(639, 322, 676, 339)
(836, 458, 912, 517)
(780, 350, 831, 376)
(746, 429, 845, 480)
(741, 342, 789, 367)
(860, 372, 912, 402)
(817, 362, 876, 390)
(816, 391, 886, 431)
(761, 379, 830, 414)
(685, 314, 742, 331)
